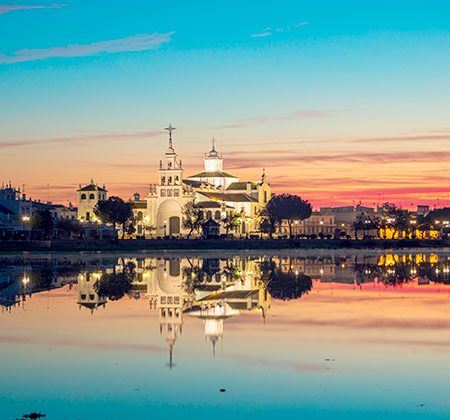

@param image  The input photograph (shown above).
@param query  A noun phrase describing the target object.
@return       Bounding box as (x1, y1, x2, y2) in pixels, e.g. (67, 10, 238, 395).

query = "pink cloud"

(0, 130, 163, 149)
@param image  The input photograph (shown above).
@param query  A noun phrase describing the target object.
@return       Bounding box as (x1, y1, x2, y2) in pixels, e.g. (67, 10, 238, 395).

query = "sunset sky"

(1, 0, 450, 208)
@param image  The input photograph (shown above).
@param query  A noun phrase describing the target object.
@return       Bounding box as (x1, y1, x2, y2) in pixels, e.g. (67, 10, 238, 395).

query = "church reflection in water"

(1, 252, 450, 366)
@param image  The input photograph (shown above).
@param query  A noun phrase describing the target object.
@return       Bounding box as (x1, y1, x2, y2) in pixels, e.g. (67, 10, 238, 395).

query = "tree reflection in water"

(94, 260, 135, 301)
(260, 260, 313, 301)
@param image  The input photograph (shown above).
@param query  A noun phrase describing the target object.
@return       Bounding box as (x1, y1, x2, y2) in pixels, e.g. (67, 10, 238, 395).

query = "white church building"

(78, 125, 271, 237)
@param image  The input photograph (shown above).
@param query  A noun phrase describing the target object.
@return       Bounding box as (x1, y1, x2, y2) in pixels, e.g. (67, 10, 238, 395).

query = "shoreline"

(0, 238, 449, 254)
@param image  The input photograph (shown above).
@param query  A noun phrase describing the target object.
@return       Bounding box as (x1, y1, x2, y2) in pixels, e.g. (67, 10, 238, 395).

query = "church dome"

(206, 138, 220, 158)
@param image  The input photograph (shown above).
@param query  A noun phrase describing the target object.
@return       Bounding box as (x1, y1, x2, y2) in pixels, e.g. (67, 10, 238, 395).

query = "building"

(0, 182, 77, 238)
(187, 139, 238, 188)
(76, 180, 107, 222)
(279, 211, 337, 237)
(320, 204, 380, 238)
(124, 126, 271, 237)
(49, 203, 77, 221)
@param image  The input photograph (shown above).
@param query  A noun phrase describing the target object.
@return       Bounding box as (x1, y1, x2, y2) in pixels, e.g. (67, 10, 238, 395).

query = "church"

(128, 125, 271, 237)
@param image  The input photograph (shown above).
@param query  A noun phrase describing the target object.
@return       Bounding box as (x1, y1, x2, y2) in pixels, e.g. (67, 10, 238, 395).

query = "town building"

(0, 182, 78, 238)
(76, 180, 107, 222)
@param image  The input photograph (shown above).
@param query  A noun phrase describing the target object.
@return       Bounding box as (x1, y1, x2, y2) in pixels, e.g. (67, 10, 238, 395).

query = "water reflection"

(1, 252, 450, 366)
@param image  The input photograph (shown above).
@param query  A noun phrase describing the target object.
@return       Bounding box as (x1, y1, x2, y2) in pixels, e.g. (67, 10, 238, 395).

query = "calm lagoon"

(1, 250, 450, 419)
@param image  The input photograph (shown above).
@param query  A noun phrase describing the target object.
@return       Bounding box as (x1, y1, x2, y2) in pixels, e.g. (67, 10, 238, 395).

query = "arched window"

(206, 210, 212, 219)
(89, 193, 95, 199)
(137, 211, 143, 221)
(81, 193, 86, 200)
(214, 210, 221, 220)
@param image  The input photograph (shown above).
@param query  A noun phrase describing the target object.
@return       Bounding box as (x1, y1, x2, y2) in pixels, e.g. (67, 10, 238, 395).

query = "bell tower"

(157, 124, 183, 198)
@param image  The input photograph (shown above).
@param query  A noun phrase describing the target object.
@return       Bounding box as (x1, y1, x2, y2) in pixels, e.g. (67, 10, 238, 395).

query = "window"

(137, 211, 143, 221)
(86, 212, 90, 221)
(161, 189, 166, 197)
(161, 176, 166, 184)
(89, 193, 95, 199)
(81, 194, 86, 200)
(206, 210, 212, 219)
(169, 259, 180, 276)
(168, 176, 172, 184)
(215, 210, 221, 220)
(174, 189, 179, 197)
(175, 176, 179, 184)
(264, 191, 268, 203)
(167, 189, 172, 197)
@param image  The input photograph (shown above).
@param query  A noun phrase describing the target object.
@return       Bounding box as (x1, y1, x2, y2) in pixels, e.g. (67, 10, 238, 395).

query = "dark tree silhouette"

(94, 196, 133, 238)
(31, 209, 54, 239)
(182, 200, 203, 239)
(55, 219, 83, 239)
(261, 260, 313, 300)
(94, 260, 135, 300)
(266, 194, 312, 238)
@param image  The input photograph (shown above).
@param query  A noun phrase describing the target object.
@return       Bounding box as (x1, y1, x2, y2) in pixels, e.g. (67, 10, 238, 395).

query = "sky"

(1, 0, 450, 208)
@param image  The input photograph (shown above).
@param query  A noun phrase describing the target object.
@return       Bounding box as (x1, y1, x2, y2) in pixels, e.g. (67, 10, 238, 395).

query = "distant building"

(76, 180, 107, 222)
(279, 212, 336, 237)
(320, 204, 380, 237)
(0, 182, 76, 238)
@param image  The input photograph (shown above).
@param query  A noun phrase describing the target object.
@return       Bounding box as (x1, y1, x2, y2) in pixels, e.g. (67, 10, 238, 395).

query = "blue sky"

(1, 0, 450, 206)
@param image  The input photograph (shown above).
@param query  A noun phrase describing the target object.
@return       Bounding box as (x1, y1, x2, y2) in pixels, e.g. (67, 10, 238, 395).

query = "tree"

(221, 213, 240, 235)
(266, 194, 312, 238)
(31, 209, 54, 239)
(182, 200, 203, 239)
(382, 203, 411, 239)
(55, 219, 83, 239)
(94, 196, 133, 239)
(258, 208, 276, 239)
(144, 225, 157, 239)
(425, 208, 450, 238)
(353, 213, 379, 240)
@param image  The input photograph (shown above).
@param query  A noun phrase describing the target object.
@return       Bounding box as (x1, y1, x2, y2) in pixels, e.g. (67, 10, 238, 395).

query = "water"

(1, 250, 450, 419)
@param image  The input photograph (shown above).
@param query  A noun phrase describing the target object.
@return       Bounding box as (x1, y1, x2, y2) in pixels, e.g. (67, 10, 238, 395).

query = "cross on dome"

(165, 124, 176, 150)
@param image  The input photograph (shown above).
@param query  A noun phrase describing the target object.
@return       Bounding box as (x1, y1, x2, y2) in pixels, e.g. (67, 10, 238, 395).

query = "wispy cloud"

(0, 32, 174, 64)
(225, 149, 450, 170)
(0, 130, 162, 149)
(352, 133, 450, 144)
(0, 4, 66, 15)
(251, 21, 309, 38)
(212, 108, 335, 130)
(251, 28, 272, 38)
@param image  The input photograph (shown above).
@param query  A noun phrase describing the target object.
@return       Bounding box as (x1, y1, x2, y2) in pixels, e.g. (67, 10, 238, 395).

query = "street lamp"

(21, 215, 30, 239)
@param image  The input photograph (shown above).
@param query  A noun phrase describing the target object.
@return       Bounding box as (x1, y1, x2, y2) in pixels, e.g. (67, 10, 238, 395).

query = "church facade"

(130, 125, 271, 238)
